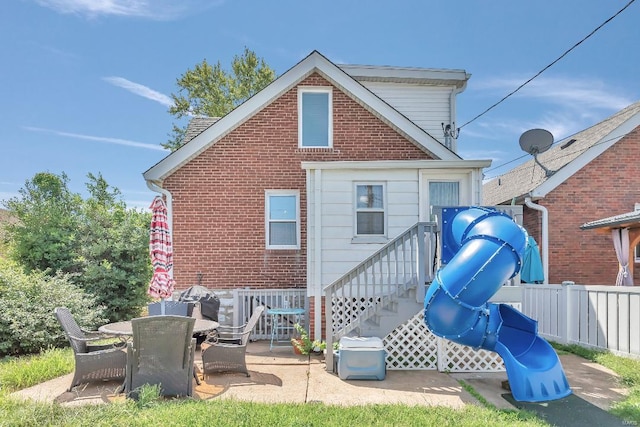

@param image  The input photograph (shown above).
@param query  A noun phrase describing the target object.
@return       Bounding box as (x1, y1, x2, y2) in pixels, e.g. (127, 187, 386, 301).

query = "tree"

(164, 47, 276, 151)
(3, 172, 81, 273)
(75, 173, 151, 321)
(2, 172, 151, 322)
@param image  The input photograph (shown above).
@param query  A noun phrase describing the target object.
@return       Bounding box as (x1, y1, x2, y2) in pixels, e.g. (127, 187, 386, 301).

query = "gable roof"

(144, 50, 465, 183)
(483, 101, 640, 205)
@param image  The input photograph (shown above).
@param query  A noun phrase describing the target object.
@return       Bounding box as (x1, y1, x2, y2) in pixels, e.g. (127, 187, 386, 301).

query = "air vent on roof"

(560, 139, 577, 149)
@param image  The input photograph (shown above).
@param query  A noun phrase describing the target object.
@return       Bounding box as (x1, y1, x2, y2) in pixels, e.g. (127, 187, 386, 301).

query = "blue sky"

(1, 0, 638, 210)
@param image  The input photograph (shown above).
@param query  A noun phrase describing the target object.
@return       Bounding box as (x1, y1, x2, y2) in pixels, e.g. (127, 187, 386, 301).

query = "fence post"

(561, 281, 574, 345)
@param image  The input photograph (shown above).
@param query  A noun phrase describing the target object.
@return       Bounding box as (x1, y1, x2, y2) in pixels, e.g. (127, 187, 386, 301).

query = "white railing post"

(561, 281, 575, 345)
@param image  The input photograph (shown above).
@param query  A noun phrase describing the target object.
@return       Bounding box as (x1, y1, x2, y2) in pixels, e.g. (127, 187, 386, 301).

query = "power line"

(460, 0, 636, 130)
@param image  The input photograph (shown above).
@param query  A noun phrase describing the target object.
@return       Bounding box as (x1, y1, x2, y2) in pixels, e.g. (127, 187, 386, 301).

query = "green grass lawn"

(1, 344, 639, 427)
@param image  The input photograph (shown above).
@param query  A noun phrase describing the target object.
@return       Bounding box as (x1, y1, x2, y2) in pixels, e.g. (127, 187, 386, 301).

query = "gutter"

(524, 197, 549, 284)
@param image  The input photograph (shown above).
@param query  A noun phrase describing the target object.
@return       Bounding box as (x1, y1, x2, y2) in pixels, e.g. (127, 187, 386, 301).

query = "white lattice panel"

(331, 296, 380, 334)
(381, 311, 505, 372)
(438, 339, 505, 372)
(384, 311, 438, 370)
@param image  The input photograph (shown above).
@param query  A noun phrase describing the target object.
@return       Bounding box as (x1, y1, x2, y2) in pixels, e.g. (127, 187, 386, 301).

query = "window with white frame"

(355, 183, 386, 236)
(635, 243, 640, 263)
(265, 191, 300, 249)
(298, 87, 332, 148)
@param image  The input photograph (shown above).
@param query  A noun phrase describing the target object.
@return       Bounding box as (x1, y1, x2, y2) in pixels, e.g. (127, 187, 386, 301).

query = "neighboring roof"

(580, 206, 640, 230)
(483, 101, 640, 205)
(144, 50, 465, 183)
(182, 117, 219, 145)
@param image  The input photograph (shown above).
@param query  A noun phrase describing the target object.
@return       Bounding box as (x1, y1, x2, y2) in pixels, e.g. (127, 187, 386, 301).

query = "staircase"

(324, 222, 437, 371)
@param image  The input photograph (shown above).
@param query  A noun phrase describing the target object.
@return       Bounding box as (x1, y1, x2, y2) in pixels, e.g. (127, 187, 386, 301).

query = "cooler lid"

(339, 336, 384, 349)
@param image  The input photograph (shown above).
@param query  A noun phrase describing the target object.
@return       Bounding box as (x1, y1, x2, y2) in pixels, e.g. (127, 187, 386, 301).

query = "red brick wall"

(530, 126, 640, 285)
(163, 73, 433, 291)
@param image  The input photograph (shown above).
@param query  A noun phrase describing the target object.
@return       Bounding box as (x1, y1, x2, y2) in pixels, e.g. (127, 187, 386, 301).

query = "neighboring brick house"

(483, 101, 640, 285)
(144, 51, 490, 336)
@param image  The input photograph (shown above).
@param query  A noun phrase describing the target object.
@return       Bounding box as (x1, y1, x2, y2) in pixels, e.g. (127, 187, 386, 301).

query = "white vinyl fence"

(521, 284, 640, 359)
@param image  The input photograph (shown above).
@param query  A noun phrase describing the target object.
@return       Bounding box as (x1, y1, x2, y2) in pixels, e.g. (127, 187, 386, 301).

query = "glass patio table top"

(99, 318, 219, 336)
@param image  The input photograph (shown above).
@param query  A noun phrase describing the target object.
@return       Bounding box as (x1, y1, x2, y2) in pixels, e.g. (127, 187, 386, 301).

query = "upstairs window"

(298, 87, 332, 148)
(266, 191, 300, 249)
(355, 183, 386, 236)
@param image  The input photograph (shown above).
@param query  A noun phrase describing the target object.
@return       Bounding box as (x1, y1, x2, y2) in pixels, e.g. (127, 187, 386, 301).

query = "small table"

(267, 308, 305, 351)
(99, 318, 219, 336)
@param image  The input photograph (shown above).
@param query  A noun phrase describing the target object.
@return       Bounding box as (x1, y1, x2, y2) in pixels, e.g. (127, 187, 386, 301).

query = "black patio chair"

(54, 307, 127, 391)
(125, 315, 196, 398)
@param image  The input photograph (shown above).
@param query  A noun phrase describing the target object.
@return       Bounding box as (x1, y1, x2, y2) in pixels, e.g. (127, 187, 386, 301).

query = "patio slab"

(9, 342, 630, 413)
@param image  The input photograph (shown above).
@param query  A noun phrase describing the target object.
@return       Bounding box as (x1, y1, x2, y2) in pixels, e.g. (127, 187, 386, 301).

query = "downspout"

(146, 180, 174, 280)
(524, 197, 549, 284)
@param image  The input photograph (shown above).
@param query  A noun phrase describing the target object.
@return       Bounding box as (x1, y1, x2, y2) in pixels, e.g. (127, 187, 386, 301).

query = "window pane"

(270, 222, 297, 245)
(270, 195, 296, 220)
(302, 92, 329, 147)
(356, 185, 383, 209)
(429, 182, 459, 206)
(357, 212, 384, 235)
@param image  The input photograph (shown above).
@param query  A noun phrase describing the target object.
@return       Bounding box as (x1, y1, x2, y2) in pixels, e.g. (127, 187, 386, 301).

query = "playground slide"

(424, 207, 571, 402)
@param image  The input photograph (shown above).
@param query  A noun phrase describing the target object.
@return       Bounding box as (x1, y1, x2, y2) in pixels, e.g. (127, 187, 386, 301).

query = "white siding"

(314, 169, 420, 288)
(306, 163, 485, 298)
(360, 82, 453, 144)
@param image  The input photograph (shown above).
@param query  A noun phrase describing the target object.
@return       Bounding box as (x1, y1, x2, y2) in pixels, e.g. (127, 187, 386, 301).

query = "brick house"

(143, 51, 490, 338)
(483, 101, 640, 286)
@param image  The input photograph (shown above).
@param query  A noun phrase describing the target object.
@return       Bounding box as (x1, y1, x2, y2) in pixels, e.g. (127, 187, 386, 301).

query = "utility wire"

(459, 0, 636, 129)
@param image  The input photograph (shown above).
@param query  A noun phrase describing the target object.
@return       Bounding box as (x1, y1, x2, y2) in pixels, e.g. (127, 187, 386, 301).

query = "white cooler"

(337, 336, 386, 380)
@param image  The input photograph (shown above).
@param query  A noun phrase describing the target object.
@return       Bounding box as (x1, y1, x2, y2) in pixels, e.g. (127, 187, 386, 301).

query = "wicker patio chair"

(201, 305, 265, 377)
(54, 307, 127, 391)
(125, 315, 196, 398)
(147, 301, 194, 317)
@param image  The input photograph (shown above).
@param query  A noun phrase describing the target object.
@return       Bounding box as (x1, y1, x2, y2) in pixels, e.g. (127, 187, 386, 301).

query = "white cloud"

(103, 77, 174, 108)
(476, 75, 632, 112)
(23, 126, 168, 151)
(34, 0, 224, 20)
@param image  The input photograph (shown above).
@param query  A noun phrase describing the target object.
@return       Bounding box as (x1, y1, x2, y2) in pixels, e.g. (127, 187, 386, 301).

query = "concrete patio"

(10, 341, 629, 412)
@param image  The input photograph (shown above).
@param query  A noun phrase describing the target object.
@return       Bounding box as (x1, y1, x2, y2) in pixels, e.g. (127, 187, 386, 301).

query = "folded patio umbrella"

(148, 196, 175, 302)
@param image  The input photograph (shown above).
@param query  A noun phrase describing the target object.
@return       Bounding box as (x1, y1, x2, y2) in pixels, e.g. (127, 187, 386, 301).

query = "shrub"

(0, 259, 105, 356)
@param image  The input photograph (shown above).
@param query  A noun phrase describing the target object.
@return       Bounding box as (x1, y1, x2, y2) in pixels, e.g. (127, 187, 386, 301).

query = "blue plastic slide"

(424, 207, 571, 402)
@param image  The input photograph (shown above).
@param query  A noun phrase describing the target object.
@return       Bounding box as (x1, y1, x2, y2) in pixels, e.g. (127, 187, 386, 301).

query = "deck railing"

(324, 222, 437, 369)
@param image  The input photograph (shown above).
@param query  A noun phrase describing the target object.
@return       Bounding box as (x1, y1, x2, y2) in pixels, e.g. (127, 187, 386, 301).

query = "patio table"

(99, 318, 219, 336)
(267, 308, 305, 351)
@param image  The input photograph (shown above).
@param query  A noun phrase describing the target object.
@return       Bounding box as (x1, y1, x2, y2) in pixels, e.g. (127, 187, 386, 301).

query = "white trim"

(531, 112, 640, 198)
(311, 169, 323, 340)
(339, 64, 470, 87)
(302, 159, 491, 171)
(144, 51, 467, 182)
(353, 182, 387, 238)
(265, 190, 301, 250)
(297, 86, 333, 148)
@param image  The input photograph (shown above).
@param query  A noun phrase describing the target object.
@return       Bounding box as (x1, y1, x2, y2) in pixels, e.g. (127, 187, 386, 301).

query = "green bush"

(2, 172, 151, 323)
(0, 259, 105, 357)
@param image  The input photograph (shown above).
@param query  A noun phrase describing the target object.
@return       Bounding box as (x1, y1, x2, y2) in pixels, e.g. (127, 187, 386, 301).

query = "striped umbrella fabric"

(148, 196, 175, 299)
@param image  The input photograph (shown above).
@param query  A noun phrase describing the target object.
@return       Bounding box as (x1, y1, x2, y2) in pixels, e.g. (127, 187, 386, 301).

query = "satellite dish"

(519, 128, 554, 155)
